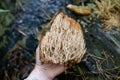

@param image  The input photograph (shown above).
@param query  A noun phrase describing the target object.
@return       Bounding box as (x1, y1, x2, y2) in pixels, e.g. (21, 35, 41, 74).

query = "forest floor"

(0, 0, 120, 80)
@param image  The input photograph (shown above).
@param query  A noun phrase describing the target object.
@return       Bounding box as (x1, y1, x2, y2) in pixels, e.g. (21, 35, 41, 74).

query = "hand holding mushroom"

(25, 13, 86, 80)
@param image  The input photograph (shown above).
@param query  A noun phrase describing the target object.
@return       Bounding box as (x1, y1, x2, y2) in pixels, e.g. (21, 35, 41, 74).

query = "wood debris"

(95, 0, 120, 30)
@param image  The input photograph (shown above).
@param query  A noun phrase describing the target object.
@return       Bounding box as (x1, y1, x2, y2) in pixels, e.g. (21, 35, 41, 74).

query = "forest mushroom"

(39, 12, 86, 67)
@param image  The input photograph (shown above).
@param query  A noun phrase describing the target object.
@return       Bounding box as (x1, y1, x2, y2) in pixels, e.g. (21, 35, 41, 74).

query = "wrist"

(25, 66, 51, 80)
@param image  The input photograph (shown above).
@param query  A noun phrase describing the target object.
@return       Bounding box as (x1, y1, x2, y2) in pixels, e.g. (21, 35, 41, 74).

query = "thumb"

(35, 46, 41, 66)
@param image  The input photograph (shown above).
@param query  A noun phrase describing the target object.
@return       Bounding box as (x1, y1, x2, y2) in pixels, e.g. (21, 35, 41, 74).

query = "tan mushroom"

(39, 12, 86, 67)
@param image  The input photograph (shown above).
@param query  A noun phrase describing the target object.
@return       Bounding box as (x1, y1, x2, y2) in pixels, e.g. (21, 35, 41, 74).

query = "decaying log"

(90, 22, 120, 55)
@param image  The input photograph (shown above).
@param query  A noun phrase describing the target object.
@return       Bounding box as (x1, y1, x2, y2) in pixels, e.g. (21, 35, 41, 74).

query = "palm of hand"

(35, 47, 65, 80)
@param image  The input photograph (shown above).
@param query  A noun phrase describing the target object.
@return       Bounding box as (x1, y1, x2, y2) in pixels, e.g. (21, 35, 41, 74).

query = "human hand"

(25, 46, 65, 80)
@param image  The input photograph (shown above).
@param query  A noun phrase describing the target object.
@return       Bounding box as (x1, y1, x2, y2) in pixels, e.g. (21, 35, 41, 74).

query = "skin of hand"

(26, 46, 65, 80)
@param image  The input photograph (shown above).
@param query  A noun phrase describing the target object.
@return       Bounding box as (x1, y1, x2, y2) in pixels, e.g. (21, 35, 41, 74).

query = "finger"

(41, 63, 65, 78)
(41, 63, 65, 73)
(46, 64, 64, 75)
(35, 46, 41, 65)
(51, 64, 65, 76)
(36, 46, 40, 54)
